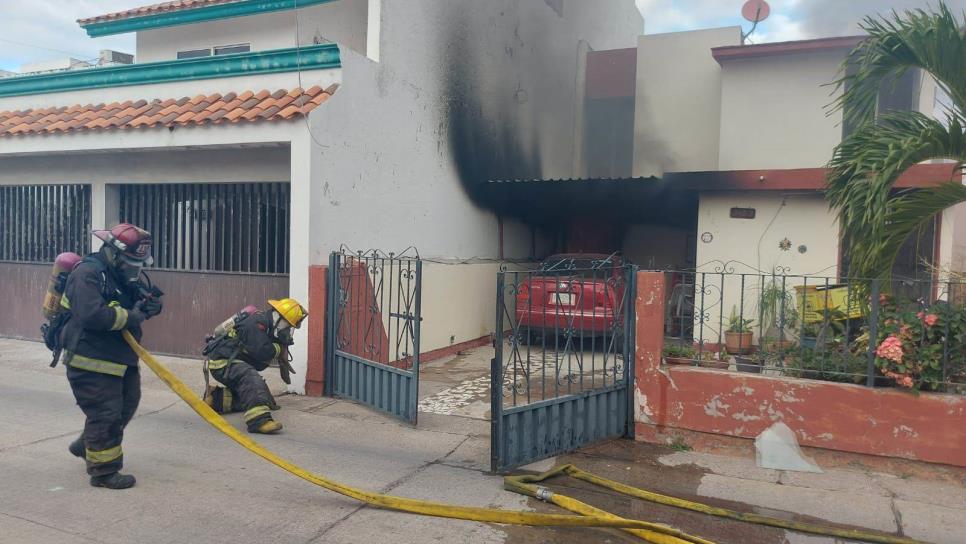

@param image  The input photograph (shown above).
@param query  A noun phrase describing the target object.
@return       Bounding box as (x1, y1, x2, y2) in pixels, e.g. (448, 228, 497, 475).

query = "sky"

(2, 1, 966, 73)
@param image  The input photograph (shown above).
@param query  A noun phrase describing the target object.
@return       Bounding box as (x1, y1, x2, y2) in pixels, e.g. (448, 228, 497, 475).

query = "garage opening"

(117, 182, 291, 356)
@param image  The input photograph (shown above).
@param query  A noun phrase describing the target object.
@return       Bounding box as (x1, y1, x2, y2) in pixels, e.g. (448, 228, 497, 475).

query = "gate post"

(490, 271, 505, 474)
(624, 266, 638, 438)
(634, 271, 666, 438)
(323, 252, 339, 397)
(305, 264, 329, 396)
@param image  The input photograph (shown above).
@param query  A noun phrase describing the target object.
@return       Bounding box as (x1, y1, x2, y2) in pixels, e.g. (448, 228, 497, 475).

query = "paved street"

(2, 337, 965, 544)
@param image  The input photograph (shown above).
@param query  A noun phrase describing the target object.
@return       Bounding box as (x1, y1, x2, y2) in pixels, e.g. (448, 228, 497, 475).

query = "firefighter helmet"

(268, 298, 308, 328)
(93, 223, 154, 266)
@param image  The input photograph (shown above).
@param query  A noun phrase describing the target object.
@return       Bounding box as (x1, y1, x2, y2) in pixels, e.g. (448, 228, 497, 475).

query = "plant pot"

(735, 356, 761, 373)
(800, 336, 818, 350)
(725, 331, 753, 354)
(701, 359, 730, 370)
(665, 356, 693, 366)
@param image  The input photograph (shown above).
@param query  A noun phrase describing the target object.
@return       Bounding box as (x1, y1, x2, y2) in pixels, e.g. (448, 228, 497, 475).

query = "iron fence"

(496, 256, 635, 408)
(119, 183, 289, 274)
(663, 261, 966, 394)
(331, 248, 422, 371)
(0, 184, 91, 263)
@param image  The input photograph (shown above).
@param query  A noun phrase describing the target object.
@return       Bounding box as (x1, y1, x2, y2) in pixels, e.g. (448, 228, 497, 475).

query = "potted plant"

(663, 343, 696, 366)
(701, 349, 731, 370)
(734, 355, 761, 373)
(758, 279, 798, 352)
(724, 306, 754, 354)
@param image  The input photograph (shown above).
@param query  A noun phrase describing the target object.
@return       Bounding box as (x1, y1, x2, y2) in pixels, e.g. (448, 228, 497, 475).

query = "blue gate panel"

(495, 384, 627, 471)
(332, 351, 415, 422)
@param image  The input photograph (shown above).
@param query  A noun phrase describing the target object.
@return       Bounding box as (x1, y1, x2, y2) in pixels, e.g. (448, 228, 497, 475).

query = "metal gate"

(325, 249, 422, 424)
(491, 259, 636, 472)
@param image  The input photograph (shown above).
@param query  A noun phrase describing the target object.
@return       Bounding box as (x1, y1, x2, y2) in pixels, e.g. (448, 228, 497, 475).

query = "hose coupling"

(535, 486, 554, 502)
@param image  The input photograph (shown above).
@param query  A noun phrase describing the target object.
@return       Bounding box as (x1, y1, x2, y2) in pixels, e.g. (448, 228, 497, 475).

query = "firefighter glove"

(139, 296, 163, 319)
(279, 357, 296, 385)
(276, 327, 295, 346)
(127, 308, 147, 328)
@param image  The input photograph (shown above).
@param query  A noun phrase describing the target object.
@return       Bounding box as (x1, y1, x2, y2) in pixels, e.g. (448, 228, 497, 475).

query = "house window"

(214, 44, 251, 56)
(119, 183, 290, 274)
(0, 184, 91, 263)
(177, 48, 212, 59)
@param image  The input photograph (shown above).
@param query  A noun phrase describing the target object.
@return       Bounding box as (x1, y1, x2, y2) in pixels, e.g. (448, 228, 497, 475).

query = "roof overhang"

(483, 164, 963, 224)
(79, 0, 337, 37)
(483, 177, 699, 227)
(665, 164, 962, 191)
(712, 35, 865, 65)
(0, 44, 340, 99)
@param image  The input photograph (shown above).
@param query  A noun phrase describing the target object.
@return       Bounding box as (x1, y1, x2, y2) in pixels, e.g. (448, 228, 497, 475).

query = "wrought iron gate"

(325, 249, 422, 424)
(491, 258, 636, 472)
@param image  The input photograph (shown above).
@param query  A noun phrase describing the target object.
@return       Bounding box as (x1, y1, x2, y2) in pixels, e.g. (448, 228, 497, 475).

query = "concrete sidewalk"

(1, 337, 964, 543)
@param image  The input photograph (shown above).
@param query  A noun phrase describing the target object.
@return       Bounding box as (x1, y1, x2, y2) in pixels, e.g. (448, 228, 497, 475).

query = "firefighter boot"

(251, 418, 283, 434)
(90, 472, 137, 490)
(68, 436, 84, 459)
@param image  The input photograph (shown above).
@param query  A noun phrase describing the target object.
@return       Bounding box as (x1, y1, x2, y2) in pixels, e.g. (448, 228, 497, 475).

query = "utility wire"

(0, 37, 93, 60)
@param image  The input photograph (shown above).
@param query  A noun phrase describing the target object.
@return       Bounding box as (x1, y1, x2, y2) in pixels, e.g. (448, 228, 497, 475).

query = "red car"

(515, 253, 626, 339)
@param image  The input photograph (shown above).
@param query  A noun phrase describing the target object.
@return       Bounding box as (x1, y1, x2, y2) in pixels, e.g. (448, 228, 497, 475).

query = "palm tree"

(827, 2, 966, 282)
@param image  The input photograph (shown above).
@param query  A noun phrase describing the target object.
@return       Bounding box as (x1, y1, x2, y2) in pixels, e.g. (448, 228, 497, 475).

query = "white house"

(0, 0, 643, 393)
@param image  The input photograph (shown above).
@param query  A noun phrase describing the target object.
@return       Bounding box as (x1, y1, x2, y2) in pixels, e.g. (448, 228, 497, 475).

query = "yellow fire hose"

(505, 465, 930, 544)
(125, 333, 930, 544)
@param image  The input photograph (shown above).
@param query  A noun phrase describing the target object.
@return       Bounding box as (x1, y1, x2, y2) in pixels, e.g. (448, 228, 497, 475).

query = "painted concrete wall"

(136, 0, 369, 62)
(0, 148, 290, 185)
(635, 271, 966, 468)
(633, 27, 740, 177)
(303, 0, 643, 263)
(417, 262, 501, 353)
(697, 192, 839, 276)
(718, 51, 845, 171)
(694, 192, 839, 343)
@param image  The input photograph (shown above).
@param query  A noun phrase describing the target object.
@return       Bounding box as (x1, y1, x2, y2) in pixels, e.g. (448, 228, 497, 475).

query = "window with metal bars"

(118, 183, 290, 274)
(0, 184, 92, 263)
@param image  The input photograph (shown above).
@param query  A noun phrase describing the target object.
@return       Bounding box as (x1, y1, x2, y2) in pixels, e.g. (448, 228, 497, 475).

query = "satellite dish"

(742, 0, 770, 23)
(741, 0, 770, 41)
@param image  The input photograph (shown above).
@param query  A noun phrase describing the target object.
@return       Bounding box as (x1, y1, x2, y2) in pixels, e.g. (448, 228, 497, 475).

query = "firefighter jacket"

(206, 311, 282, 372)
(60, 251, 143, 375)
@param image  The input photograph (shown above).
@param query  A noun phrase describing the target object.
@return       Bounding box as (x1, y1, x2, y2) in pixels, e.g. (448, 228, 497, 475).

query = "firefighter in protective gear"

(203, 299, 306, 434)
(63, 224, 163, 490)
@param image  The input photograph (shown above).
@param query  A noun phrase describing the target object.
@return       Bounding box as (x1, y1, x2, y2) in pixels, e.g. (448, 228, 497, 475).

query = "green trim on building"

(0, 44, 340, 98)
(81, 0, 338, 37)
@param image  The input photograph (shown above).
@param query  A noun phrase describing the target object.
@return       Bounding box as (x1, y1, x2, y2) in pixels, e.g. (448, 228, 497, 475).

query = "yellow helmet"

(268, 298, 308, 328)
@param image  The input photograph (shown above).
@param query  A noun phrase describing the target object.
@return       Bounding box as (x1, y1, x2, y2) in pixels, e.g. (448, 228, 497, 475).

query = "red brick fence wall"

(634, 271, 966, 468)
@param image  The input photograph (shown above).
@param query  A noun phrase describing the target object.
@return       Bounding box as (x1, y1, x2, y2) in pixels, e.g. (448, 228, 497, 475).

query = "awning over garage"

(482, 176, 698, 228)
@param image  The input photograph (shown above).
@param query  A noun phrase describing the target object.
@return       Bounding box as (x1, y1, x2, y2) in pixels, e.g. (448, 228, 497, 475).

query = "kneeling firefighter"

(60, 224, 163, 490)
(202, 299, 306, 434)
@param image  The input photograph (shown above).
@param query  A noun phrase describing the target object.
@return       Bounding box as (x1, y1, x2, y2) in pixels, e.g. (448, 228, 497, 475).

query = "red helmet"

(93, 223, 153, 266)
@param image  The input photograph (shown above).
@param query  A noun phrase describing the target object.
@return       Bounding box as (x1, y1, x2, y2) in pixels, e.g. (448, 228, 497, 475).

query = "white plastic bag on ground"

(755, 422, 823, 473)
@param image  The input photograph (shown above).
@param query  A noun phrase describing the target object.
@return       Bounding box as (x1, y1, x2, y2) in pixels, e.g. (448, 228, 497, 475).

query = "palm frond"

(869, 181, 966, 282)
(830, 2, 966, 129)
(827, 111, 966, 245)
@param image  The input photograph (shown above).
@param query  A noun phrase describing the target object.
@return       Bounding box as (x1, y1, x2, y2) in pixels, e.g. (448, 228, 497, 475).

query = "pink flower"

(876, 336, 904, 363)
(924, 314, 939, 327)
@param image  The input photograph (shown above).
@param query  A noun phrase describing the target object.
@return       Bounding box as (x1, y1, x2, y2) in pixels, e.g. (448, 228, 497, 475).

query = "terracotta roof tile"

(277, 105, 301, 119)
(0, 85, 337, 137)
(79, 0, 242, 26)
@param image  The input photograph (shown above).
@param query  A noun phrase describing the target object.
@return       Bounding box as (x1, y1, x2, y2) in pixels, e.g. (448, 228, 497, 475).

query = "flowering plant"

(872, 296, 965, 391)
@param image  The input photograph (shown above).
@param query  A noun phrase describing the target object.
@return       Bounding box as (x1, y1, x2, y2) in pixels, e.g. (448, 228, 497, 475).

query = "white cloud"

(750, 14, 807, 44)
(637, 0, 966, 43)
(0, 0, 135, 72)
